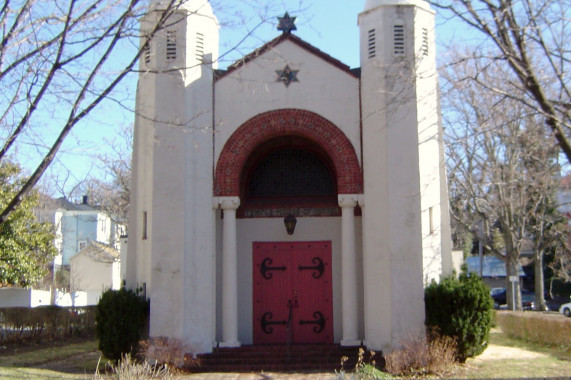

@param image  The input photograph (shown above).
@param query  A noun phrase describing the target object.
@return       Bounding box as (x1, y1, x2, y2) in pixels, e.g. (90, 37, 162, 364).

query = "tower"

(127, 0, 220, 353)
(359, 0, 451, 351)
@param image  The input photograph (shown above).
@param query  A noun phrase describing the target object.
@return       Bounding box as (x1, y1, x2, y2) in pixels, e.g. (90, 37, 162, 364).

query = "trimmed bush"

(424, 272, 493, 362)
(0, 306, 95, 344)
(96, 288, 149, 361)
(496, 310, 571, 347)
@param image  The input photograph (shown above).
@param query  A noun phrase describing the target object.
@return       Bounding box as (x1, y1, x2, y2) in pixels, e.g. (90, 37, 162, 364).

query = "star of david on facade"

(277, 12, 297, 34)
(276, 65, 299, 87)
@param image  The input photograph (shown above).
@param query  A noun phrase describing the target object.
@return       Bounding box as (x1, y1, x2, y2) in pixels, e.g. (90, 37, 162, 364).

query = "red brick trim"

(215, 109, 363, 196)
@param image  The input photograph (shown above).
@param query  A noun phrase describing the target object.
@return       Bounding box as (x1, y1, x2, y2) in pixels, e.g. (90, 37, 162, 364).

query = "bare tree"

(0, 0, 188, 226)
(443, 55, 563, 310)
(1, 0, 312, 228)
(68, 124, 132, 226)
(432, 0, 571, 163)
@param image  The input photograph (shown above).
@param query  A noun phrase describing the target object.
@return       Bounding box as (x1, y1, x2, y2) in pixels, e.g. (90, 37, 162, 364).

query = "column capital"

(338, 194, 359, 208)
(215, 196, 240, 210)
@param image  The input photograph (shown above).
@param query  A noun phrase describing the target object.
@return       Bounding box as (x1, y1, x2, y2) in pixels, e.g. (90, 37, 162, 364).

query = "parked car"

(491, 288, 506, 309)
(560, 302, 571, 317)
(521, 290, 535, 310)
(546, 295, 570, 311)
(490, 288, 535, 310)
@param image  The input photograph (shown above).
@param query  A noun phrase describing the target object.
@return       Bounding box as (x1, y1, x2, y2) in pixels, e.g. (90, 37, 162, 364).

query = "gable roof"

(215, 33, 359, 81)
(54, 197, 97, 212)
(70, 241, 119, 264)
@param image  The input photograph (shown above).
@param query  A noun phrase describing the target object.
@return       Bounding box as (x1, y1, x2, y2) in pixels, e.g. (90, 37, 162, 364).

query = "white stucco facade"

(127, 0, 452, 354)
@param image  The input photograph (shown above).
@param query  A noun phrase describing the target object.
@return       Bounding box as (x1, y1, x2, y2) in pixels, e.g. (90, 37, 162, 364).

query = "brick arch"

(214, 109, 363, 196)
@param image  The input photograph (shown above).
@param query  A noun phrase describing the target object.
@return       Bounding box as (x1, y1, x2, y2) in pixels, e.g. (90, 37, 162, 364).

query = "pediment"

(215, 33, 359, 82)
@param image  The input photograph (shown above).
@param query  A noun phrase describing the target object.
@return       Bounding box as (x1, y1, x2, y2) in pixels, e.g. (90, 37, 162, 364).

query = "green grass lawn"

(0, 328, 569, 379)
(454, 328, 571, 379)
(0, 339, 102, 379)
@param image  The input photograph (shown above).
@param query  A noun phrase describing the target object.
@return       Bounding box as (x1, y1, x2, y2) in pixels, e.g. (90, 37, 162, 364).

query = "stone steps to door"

(194, 344, 378, 373)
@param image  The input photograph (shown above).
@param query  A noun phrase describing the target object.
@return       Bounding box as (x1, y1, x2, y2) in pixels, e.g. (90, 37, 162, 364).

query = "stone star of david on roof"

(277, 12, 297, 34)
(276, 65, 299, 87)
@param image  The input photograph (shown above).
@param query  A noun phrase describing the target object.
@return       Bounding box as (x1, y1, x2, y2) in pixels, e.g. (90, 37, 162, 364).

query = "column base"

(341, 339, 362, 347)
(363, 339, 391, 353)
(219, 341, 241, 348)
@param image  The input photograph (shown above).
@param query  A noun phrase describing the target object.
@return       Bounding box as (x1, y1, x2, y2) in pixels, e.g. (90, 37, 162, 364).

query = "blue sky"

(216, 1, 363, 69)
(47, 0, 467, 196)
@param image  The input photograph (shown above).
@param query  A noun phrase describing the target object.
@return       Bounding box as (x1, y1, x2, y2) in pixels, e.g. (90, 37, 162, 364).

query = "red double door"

(253, 241, 333, 344)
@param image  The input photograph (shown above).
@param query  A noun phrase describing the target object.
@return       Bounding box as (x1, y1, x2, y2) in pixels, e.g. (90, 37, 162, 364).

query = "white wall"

(0, 288, 51, 308)
(70, 254, 116, 291)
(0, 288, 102, 307)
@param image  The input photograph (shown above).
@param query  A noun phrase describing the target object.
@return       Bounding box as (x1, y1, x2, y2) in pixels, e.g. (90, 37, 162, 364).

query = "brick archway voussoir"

(214, 109, 363, 196)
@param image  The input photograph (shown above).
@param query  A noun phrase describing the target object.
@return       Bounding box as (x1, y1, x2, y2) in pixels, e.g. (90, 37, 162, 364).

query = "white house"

(126, 0, 452, 354)
(70, 241, 121, 292)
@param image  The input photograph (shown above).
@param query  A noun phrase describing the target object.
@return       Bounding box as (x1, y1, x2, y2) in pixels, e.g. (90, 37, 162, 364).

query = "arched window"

(239, 137, 339, 217)
(248, 149, 335, 198)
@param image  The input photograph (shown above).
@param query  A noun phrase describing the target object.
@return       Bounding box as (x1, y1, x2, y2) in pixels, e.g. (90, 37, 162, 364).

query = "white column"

(339, 194, 361, 346)
(218, 196, 241, 347)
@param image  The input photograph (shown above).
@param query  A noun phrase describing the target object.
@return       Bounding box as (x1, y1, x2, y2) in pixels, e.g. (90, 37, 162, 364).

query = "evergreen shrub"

(96, 287, 149, 361)
(424, 271, 493, 362)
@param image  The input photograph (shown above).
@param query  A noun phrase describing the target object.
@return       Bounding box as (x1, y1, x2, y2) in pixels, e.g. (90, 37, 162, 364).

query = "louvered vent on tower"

(143, 41, 151, 65)
(166, 30, 176, 60)
(367, 29, 376, 59)
(196, 32, 204, 62)
(393, 24, 405, 56)
(421, 28, 429, 56)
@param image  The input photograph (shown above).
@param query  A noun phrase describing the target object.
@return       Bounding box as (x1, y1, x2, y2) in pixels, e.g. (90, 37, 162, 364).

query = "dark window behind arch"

(247, 149, 335, 198)
(239, 137, 340, 218)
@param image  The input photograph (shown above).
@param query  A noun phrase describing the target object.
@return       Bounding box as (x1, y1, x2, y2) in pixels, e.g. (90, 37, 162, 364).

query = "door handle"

(287, 297, 299, 308)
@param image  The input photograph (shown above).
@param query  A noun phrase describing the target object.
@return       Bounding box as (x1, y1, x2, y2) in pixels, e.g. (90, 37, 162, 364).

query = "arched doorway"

(214, 109, 362, 345)
(241, 137, 337, 344)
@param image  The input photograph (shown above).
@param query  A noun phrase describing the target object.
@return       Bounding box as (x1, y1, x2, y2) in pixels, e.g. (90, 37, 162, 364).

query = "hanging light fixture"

(284, 215, 297, 235)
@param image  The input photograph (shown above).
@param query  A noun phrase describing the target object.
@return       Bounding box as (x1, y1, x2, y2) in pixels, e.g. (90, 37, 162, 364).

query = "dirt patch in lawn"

(35, 350, 103, 374)
(471, 343, 548, 361)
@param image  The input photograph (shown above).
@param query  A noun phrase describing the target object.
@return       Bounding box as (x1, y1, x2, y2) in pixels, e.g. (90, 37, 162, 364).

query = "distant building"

(70, 241, 121, 291)
(37, 196, 125, 270)
(466, 256, 525, 289)
(559, 175, 571, 240)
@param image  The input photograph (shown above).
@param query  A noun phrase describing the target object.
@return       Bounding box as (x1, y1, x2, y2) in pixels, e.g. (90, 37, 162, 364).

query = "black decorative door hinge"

(299, 311, 326, 333)
(261, 312, 287, 334)
(260, 257, 286, 279)
(298, 257, 324, 279)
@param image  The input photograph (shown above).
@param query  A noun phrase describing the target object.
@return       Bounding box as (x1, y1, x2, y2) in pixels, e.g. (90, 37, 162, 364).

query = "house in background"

(53, 196, 125, 269)
(34, 195, 126, 291)
(466, 256, 525, 289)
(559, 175, 571, 241)
(70, 241, 121, 293)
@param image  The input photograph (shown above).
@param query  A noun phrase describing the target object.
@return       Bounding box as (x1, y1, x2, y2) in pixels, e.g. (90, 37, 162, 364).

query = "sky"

(46, 0, 467, 197)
